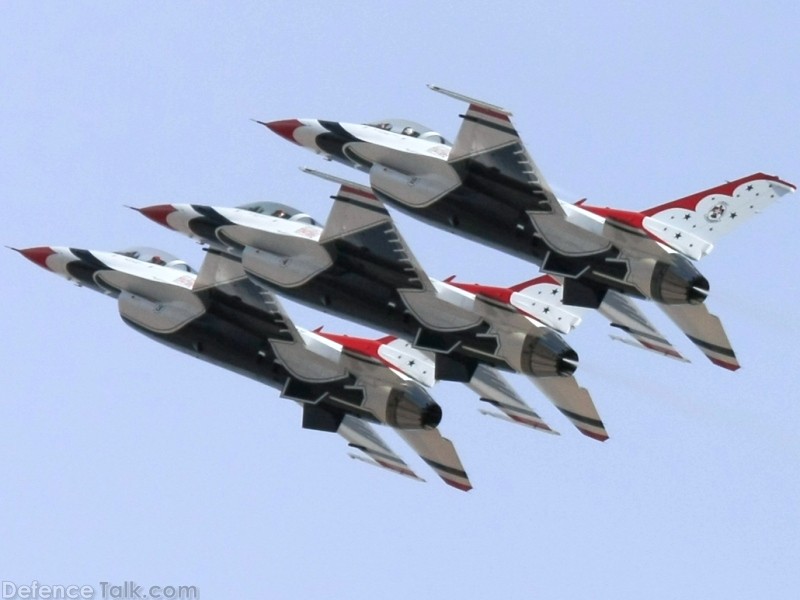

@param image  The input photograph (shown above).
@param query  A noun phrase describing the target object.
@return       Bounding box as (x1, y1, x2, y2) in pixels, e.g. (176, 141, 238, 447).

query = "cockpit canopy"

(236, 201, 319, 226)
(115, 247, 196, 273)
(365, 119, 451, 145)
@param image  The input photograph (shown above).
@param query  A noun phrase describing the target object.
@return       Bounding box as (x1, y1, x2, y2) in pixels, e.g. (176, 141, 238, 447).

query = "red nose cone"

(18, 246, 56, 270)
(138, 204, 177, 229)
(263, 119, 304, 144)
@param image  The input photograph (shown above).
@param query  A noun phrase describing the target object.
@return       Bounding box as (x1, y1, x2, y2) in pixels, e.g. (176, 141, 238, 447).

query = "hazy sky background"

(2, 2, 798, 598)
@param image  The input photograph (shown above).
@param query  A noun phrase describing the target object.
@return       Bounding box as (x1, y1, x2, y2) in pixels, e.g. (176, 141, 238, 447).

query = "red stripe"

(341, 185, 376, 200)
(469, 103, 511, 122)
(578, 428, 609, 442)
(709, 357, 740, 371)
(443, 478, 473, 492)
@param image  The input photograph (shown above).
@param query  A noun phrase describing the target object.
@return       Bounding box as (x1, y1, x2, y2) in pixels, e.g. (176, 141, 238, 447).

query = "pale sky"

(2, 2, 798, 598)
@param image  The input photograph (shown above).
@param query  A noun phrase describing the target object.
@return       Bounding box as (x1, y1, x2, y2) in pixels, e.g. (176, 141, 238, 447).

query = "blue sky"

(2, 2, 798, 598)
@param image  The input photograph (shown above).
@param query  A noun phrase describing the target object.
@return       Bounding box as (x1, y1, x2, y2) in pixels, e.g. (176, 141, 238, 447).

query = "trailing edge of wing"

(396, 428, 472, 491)
(530, 376, 609, 442)
(658, 303, 740, 371)
(467, 365, 558, 434)
(337, 416, 423, 482)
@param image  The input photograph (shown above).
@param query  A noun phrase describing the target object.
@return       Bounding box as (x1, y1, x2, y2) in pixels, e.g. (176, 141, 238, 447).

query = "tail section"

(639, 173, 795, 259)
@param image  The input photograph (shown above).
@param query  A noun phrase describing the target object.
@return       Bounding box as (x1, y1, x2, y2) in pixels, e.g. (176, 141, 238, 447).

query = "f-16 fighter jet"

(262, 85, 795, 370)
(14, 244, 472, 490)
(137, 174, 609, 441)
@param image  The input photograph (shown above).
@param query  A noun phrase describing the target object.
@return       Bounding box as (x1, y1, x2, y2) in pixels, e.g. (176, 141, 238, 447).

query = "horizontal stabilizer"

(659, 303, 740, 371)
(640, 173, 795, 259)
(598, 290, 688, 362)
(530, 376, 609, 441)
(397, 428, 472, 491)
(468, 365, 557, 434)
(508, 275, 584, 334)
(338, 416, 423, 481)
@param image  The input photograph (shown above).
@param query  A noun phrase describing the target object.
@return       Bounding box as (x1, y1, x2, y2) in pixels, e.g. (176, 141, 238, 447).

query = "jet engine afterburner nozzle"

(651, 255, 709, 305)
(521, 330, 579, 378)
(385, 382, 443, 430)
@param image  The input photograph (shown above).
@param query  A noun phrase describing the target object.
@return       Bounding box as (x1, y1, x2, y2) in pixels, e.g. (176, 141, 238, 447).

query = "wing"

(598, 290, 688, 362)
(396, 428, 472, 491)
(196, 250, 351, 393)
(468, 364, 558, 434)
(429, 84, 612, 257)
(639, 173, 795, 259)
(304, 168, 484, 333)
(658, 303, 739, 371)
(337, 416, 423, 481)
(530, 376, 609, 442)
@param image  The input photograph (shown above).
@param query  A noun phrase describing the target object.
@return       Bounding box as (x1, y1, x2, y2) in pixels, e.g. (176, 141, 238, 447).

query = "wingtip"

(709, 357, 741, 371)
(444, 478, 473, 492)
(578, 428, 610, 442)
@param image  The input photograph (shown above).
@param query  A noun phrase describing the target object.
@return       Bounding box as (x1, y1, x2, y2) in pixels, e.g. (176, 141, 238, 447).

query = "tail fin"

(638, 173, 795, 259)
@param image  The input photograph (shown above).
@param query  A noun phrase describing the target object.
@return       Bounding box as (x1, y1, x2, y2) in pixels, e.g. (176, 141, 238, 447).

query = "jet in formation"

(263, 84, 796, 371)
(135, 171, 699, 441)
(16, 85, 795, 489)
(16, 245, 477, 488)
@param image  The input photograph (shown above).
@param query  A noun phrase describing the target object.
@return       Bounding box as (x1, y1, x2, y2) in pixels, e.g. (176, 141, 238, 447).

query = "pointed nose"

(137, 204, 178, 229)
(17, 246, 56, 270)
(261, 119, 305, 144)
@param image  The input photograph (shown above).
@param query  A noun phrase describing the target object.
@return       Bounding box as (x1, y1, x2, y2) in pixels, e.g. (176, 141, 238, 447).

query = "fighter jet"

(136, 173, 610, 441)
(262, 85, 795, 370)
(14, 244, 473, 490)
